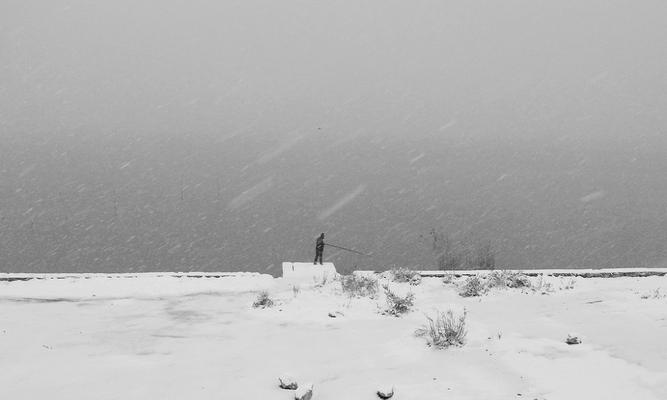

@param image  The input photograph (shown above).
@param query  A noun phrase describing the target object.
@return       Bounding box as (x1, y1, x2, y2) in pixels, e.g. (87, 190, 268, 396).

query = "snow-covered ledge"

(0, 272, 255, 282)
(356, 267, 667, 278)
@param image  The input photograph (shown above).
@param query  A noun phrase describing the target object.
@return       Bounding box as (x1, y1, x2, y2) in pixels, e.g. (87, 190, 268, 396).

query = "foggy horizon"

(2, 0, 667, 274)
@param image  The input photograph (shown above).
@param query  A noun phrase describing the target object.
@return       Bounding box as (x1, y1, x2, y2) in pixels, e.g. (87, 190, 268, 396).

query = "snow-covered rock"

(278, 375, 298, 390)
(377, 385, 394, 399)
(566, 334, 582, 345)
(294, 383, 313, 400)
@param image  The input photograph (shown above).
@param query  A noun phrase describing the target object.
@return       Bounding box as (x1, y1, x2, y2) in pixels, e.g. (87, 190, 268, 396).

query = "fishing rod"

(325, 243, 372, 257)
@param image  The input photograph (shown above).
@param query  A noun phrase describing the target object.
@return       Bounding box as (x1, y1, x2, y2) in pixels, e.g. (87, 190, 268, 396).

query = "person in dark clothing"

(314, 233, 325, 265)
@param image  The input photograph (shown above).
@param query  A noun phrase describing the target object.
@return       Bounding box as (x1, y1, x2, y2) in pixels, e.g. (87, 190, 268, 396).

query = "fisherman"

(314, 233, 325, 265)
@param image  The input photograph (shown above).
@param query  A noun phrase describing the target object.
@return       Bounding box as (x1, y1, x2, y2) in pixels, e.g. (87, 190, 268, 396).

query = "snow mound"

(0, 272, 274, 300)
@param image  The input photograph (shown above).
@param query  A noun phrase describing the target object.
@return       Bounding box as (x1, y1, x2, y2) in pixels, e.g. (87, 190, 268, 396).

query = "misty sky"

(1, 0, 667, 274)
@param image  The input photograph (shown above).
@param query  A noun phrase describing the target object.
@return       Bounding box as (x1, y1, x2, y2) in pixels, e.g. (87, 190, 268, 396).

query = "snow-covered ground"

(1, 272, 666, 399)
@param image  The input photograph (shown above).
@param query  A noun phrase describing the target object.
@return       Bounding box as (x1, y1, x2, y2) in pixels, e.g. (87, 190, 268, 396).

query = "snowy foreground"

(1, 272, 666, 400)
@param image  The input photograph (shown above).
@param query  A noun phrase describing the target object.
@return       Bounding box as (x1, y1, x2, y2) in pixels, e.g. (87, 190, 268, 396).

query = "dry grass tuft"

(390, 267, 422, 285)
(415, 309, 468, 348)
(459, 275, 486, 297)
(341, 274, 379, 298)
(252, 291, 274, 308)
(640, 288, 664, 299)
(487, 270, 531, 289)
(382, 284, 415, 316)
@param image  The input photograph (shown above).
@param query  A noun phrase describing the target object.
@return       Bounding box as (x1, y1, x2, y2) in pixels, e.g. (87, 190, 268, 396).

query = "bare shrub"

(458, 271, 532, 296)
(487, 270, 531, 289)
(252, 291, 274, 308)
(341, 274, 379, 298)
(415, 309, 468, 348)
(640, 288, 664, 299)
(429, 229, 464, 270)
(560, 278, 576, 290)
(486, 271, 507, 288)
(532, 275, 554, 295)
(474, 242, 496, 270)
(506, 272, 531, 288)
(382, 284, 415, 316)
(391, 267, 422, 285)
(428, 229, 496, 271)
(459, 275, 486, 297)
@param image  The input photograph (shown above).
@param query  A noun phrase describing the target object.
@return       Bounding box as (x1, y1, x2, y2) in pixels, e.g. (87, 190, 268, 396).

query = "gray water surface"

(2, 1, 666, 273)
